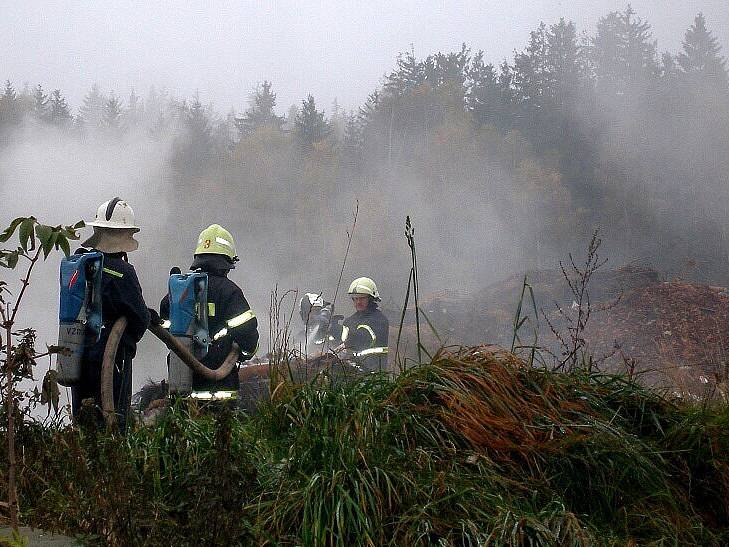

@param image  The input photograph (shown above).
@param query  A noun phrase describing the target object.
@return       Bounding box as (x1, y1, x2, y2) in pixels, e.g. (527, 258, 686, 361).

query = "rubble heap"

(586, 281, 729, 396)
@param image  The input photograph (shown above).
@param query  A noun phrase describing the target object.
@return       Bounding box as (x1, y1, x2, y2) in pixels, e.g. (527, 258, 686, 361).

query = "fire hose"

(100, 319, 357, 426)
(100, 318, 248, 427)
(100, 317, 126, 428)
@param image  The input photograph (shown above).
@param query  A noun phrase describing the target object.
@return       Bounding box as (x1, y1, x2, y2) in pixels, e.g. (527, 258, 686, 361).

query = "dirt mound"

(395, 266, 661, 354)
(396, 266, 729, 397)
(586, 281, 729, 396)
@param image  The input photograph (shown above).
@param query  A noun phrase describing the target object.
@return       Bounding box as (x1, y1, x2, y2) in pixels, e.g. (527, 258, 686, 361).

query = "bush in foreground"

(2, 346, 729, 545)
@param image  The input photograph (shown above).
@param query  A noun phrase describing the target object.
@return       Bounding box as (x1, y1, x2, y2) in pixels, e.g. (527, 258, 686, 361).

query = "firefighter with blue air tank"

(65, 198, 150, 431)
(159, 224, 258, 398)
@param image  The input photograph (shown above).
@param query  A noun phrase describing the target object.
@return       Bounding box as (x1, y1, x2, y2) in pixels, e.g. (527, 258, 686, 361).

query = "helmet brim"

(86, 220, 140, 232)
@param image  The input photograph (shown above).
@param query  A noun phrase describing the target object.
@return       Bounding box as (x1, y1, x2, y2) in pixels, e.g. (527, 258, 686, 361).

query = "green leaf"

(0, 217, 26, 243)
(41, 231, 58, 259)
(19, 218, 36, 251)
(36, 224, 53, 248)
(42, 369, 60, 414)
(57, 234, 71, 257)
(73, 220, 86, 229)
(42, 232, 59, 258)
(5, 250, 19, 269)
(64, 227, 81, 240)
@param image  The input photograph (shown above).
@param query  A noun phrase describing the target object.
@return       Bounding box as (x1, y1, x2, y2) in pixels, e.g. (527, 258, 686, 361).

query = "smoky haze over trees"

(0, 7, 728, 385)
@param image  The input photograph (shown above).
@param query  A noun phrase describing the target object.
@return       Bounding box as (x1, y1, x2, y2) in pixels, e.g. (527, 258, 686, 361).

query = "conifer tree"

(172, 93, 214, 174)
(32, 84, 48, 122)
(103, 92, 123, 132)
(512, 23, 549, 110)
(235, 80, 283, 136)
(466, 51, 503, 127)
(124, 89, 143, 130)
(295, 95, 331, 149)
(47, 89, 72, 127)
(546, 19, 583, 107)
(0, 81, 21, 131)
(590, 6, 657, 95)
(678, 13, 728, 90)
(79, 83, 107, 128)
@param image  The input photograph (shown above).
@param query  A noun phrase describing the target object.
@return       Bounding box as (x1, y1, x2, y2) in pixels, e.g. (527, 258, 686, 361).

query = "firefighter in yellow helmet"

(337, 277, 389, 372)
(159, 224, 258, 394)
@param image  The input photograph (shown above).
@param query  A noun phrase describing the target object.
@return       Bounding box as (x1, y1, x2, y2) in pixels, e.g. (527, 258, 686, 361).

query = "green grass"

(2, 346, 729, 546)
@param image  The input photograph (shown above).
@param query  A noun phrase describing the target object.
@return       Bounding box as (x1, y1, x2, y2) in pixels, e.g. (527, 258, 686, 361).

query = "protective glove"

(148, 308, 162, 326)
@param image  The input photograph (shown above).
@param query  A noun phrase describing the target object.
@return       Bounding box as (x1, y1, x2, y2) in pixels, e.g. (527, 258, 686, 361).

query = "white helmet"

(86, 197, 139, 232)
(303, 293, 324, 308)
(300, 292, 324, 321)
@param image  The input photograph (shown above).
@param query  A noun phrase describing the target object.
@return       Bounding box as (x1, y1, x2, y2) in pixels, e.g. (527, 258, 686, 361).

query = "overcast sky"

(3, 1, 728, 115)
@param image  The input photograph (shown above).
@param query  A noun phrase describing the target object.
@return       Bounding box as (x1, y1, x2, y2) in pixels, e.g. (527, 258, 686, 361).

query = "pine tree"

(79, 83, 107, 128)
(124, 89, 143, 130)
(235, 80, 283, 136)
(295, 95, 331, 150)
(384, 47, 424, 97)
(427, 44, 470, 92)
(342, 110, 365, 166)
(678, 13, 728, 90)
(16, 83, 34, 118)
(283, 104, 299, 132)
(172, 93, 214, 174)
(187, 94, 212, 142)
(590, 6, 657, 95)
(32, 84, 48, 122)
(466, 51, 508, 128)
(0, 81, 21, 131)
(546, 19, 583, 107)
(47, 89, 72, 127)
(357, 90, 380, 129)
(512, 23, 549, 110)
(103, 92, 123, 132)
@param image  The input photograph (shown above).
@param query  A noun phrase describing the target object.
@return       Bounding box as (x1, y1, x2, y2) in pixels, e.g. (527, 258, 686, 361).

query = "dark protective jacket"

(342, 304, 389, 372)
(72, 250, 150, 431)
(160, 255, 259, 391)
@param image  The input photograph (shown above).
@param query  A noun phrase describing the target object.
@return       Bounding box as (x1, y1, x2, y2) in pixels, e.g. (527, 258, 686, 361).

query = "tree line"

(1, 7, 727, 288)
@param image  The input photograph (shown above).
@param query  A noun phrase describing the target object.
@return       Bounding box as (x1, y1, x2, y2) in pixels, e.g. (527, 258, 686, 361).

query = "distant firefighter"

(336, 277, 389, 372)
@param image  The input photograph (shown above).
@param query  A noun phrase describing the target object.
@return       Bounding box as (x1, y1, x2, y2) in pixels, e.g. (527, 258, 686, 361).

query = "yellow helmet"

(194, 224, 237, 260)
(348, 277, 380, 301)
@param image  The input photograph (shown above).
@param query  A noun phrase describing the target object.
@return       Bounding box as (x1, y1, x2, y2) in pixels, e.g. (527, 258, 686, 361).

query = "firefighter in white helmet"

(159, 224, 259, 394)
(72, 198, 150, 431)
(337, 277, 389, 372)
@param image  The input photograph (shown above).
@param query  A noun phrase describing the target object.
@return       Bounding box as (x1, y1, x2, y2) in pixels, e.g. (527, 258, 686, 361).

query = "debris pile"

(585, 281, 729, 396)
(396, 265, 729, 397)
